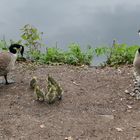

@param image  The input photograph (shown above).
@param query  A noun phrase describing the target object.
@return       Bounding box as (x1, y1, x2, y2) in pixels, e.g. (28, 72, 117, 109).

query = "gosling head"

(32, 76, 37, 80)
(30, 76, 37, 89)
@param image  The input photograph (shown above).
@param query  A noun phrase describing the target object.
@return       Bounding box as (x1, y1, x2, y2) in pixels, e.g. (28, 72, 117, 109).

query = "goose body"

(133, 48, 140, 76)
(0, 52, 17, 76)
(0, 44, 24, 84)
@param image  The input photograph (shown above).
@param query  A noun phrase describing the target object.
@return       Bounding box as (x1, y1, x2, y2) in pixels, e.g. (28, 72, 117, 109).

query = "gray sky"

(0, 0, 140, 48)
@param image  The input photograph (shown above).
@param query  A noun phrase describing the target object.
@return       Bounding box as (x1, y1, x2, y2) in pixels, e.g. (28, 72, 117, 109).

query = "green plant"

(106, 44, 139, 66)
(31, 44, 94, 66)
(41, 47, 65, 64)
(0, 36, 9, 51)
(18, 24, 139, 66)
(20, 24, 43, 58)
(65, 43, 94, 65)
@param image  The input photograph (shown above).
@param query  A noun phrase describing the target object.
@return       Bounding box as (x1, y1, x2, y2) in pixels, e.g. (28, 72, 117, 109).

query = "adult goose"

(0, 44, 24, 84)
(133, 48, 140, 76)
(133, 30, 140, 76)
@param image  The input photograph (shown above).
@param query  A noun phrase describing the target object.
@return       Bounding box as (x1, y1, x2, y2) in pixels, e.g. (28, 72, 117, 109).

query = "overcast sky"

(0, 0, 140, 48)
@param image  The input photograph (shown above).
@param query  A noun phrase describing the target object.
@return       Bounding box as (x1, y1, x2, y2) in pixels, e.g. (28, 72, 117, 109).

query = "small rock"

(40, 124, 45, 128)
(65, 137, 73, 140)
(65, 136, 73, 140)
(115, 127, 123, 132)
(124, 90, 129, 94)
(127, 105, 132, 109)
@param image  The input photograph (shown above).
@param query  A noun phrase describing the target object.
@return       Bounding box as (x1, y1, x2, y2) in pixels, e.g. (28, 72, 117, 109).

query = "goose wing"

(0, 52, 12, 74)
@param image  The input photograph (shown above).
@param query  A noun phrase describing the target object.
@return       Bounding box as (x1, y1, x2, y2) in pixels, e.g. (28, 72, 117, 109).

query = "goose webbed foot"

(4, 75, 15, 85)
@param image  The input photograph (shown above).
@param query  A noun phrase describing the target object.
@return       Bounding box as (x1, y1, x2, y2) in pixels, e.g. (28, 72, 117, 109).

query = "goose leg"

(4, 75, 15, 85)
(4, 75, 9, 85)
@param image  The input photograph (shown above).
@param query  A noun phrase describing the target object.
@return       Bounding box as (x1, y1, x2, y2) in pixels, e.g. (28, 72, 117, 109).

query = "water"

(0, 0, 140, 65)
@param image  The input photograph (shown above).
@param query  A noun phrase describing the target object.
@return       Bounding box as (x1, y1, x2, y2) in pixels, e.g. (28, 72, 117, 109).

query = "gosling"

(34, 86, 45, 101)
(30, 76, 37, 89)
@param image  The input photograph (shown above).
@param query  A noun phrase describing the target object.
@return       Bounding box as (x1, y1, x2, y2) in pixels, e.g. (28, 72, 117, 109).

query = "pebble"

(115, 127, 123, 132)
(65, 136, 73, 140)
(40, 124, 45, 128)
(124, 90, 129, 94)
(127, 105, 132, 109)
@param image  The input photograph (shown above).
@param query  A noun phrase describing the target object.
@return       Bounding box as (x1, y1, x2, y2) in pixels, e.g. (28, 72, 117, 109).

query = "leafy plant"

(106, 44, 139, 66)
(41, 47, 65, 64)
(18, 24, 140, 66)
(29, 44, 94, 66)
(65, 43, 94, 65)
(0, 36, 9, 51)
(20, 24, 43, 58)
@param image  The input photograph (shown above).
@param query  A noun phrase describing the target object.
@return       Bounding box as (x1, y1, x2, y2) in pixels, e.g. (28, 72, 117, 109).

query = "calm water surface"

(0, 0, 140, 64)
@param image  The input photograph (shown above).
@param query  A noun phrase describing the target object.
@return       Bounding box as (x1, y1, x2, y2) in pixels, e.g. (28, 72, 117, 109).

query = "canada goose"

(133, 48, 140, 75)
(0, 44, 24, 84)
(30, 76, 37, 89)
(34, 86, 45, 101)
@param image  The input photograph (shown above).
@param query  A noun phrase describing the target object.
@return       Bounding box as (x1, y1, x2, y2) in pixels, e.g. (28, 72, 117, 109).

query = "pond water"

(0, 0, 140, 65)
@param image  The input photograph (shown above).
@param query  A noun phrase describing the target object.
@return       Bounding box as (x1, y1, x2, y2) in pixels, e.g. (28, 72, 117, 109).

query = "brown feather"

(0, 52, 17, 76)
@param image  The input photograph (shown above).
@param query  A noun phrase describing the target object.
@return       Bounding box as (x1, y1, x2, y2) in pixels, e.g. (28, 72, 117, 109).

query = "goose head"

(138, 30, 140, 36)
(9, 44, 24, 56)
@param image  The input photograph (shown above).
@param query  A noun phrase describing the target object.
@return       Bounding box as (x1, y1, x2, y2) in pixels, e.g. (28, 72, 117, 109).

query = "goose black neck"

(138, 48, 140, 54)
(9, 44, 17, 54)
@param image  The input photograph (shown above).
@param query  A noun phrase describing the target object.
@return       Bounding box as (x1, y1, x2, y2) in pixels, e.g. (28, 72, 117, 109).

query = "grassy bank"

(0, 24, 139, 67)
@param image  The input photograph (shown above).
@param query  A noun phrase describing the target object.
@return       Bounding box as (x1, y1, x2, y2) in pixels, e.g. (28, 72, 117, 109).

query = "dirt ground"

(0, 62, 140, 140)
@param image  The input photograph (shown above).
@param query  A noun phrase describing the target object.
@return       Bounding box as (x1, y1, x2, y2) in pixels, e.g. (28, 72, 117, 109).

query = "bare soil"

(0, 62, 139, 140)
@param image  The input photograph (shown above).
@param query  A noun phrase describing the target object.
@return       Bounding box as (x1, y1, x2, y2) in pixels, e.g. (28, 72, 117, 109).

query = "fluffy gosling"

(34, 86, 45, 101)
(48, 74, 63, 100)
(45, 84, 57, 104)
(30, 76, 37, 89)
